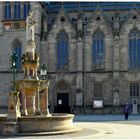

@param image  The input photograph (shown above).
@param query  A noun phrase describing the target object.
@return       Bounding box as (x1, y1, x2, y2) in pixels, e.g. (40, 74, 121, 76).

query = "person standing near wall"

(124, 102, 130, 120)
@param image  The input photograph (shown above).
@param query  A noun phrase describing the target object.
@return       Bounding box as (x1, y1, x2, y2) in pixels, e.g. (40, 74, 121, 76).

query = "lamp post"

(10, 51, 17, 92)
(40, 64, 47, 80)
(40, 64, 49, 115)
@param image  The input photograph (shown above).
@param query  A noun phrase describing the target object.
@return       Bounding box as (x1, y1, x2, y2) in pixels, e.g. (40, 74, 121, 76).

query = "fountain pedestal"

(17, 80, 50, 116)
(2, 91, 21, 135)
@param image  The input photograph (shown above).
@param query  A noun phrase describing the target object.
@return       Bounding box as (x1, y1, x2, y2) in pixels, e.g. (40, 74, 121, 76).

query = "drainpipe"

(82, 22, 86, 114)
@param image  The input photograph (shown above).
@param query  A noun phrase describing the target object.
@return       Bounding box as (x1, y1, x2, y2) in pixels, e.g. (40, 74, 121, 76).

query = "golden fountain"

(1, 11, 76, 136)
(16, 11, 50, 116)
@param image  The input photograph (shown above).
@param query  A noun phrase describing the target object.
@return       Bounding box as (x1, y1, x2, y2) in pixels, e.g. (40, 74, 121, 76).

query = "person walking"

(124, 102, 130, 120)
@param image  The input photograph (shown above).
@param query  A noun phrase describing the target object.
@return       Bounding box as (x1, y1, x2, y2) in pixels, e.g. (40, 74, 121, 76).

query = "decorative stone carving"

(7, 91, 21, 121)
(26, 11, 35, 42)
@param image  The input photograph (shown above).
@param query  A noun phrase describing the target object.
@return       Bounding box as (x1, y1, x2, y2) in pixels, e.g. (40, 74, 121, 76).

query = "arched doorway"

(55, 80, 70, 113)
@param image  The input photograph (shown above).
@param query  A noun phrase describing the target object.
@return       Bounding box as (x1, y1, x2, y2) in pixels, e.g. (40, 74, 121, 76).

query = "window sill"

(91, 64, 105, 70)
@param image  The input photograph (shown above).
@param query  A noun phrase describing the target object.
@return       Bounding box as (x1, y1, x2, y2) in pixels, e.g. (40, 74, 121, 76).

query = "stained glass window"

(23, 3, 30, 19)
(4, 2, 11, 19)
(129, 30, 140, 69)
(14, 2, 20, 19)
(57, 31, 69, 70)
(92, 31, 104, 65)
(18, 3, 20, 18)
(23, 3, 27, 18)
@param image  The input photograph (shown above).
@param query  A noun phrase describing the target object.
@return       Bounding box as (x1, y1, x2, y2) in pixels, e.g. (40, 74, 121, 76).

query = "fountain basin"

(18, 113, 75, 134)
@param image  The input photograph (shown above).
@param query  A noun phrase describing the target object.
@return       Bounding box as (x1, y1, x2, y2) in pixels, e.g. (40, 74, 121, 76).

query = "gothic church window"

(57, 30, 69, 70)
(129, 30, 140, 69)
(4, 2, 11, 19)
(23, 2, 30, 19)
(14, 2, 20, 19)
(12, 40, 22, 70)
(92, 31, 104, 67)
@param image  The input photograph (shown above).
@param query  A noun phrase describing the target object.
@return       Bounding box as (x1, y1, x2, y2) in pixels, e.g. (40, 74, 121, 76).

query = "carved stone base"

(45, 109, 50, 116)
(21, 109, 28, 116)
(35, 110, 41, 115)
(2, 122, 19, 136)
(7, 91, 21, 120)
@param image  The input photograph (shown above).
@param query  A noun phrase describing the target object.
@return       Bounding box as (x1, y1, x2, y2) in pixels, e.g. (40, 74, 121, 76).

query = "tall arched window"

(14, 2, 20, 19)
(23, 2, 30, 19)
(4, 2, 11, 19)
(57, 31, 69, 70)
(18, 3, 21, 18)
(23, 3, 27, 18)
(92, 31, 104, 67)
(12, 40, 22, 70)
(129, 30, 140, 69)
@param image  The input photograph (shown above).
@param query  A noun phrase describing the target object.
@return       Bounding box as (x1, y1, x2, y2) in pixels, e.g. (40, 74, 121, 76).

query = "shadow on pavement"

(73, 114, 140, 122)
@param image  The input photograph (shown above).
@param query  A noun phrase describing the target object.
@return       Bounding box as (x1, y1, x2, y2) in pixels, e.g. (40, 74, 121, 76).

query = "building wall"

(0, 2, 140, 114)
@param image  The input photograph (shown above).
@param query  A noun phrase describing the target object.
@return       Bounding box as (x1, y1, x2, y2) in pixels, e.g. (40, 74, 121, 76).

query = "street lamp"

(40, 64, 50, 115)
(40, 64, 47, 80)
(10, 51, 17, 92)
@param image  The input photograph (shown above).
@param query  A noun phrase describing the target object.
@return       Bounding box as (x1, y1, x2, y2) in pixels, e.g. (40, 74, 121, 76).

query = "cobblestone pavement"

(1, 114, 140, 139)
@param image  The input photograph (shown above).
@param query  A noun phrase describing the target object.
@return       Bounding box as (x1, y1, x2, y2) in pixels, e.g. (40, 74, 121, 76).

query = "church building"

(0, 2, 140, 114)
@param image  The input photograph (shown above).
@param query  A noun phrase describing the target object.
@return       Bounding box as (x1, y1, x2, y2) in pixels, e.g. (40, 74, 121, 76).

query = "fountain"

(1, 11, 77, 136)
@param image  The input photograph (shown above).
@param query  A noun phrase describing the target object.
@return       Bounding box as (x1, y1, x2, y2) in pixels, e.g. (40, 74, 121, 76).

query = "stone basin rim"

(19, 113, 74, 119)
(15, 127, 82, 136)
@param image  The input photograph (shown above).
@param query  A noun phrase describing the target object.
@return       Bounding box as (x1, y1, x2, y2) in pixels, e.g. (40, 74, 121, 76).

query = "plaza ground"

(1, 114, 140, 139)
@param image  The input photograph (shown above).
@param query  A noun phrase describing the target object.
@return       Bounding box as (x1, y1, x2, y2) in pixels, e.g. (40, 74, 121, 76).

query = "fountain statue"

(1, 11, 76, 136)
(17, 10, 50, 116)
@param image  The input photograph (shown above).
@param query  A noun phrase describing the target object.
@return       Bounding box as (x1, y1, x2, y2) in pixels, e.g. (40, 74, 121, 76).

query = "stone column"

(45, 87, 50, 115)
(35, 68, 38, 80)
(113, 35, 120, 106)
(35, 84, 41, 115)
(77, 38, 83, 72)
(21, 91, 28, 116)
(76, 38, 83, 107)
(28, 95, 36, 114)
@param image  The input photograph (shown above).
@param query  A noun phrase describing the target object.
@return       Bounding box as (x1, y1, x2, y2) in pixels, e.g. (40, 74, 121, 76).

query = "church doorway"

(57, 93, 70, 113)
(55, 80, 70, 113)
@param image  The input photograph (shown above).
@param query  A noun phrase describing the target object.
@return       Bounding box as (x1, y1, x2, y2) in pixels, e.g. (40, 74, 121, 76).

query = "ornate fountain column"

(45, 86, 49, 115)
(21, 90, 28, 116)
(36, 82, 41, 115)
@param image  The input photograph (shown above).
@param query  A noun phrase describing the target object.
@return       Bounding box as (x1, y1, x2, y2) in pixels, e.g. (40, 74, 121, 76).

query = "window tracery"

(129, 29, 140, 69)
(92, 30, 104, 69)
(57, 30, 69, 70)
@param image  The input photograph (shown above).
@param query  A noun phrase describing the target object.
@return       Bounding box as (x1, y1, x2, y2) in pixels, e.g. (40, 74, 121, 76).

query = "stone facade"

(0, 2, 140, 114)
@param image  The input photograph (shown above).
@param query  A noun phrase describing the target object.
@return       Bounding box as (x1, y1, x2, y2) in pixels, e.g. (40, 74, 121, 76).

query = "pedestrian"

(124, 102, 130, 120)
